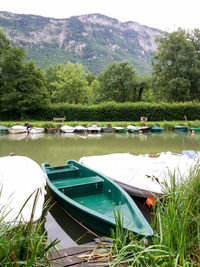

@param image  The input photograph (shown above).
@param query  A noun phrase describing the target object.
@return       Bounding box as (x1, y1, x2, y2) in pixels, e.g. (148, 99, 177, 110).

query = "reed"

(109, 163, 200, 266)
(0, 192, 59, 266)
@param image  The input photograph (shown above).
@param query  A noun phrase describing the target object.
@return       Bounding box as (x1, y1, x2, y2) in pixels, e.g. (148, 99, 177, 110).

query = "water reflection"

(45, 191, 100, 248)
(28, 133, 45, 140)
(8, 133, 28, 141)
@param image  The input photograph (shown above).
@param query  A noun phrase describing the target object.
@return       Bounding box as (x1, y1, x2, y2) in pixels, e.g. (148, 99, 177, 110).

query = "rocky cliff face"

(0, 12, 163, 75)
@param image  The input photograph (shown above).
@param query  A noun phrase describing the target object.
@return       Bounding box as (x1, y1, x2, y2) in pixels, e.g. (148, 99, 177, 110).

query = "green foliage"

(45, 62, 89, 104)
(0, 30, 50, 118)
(98, 62, 137, 102)
(152, 28, 200, 102)
(0, 192, 58, 266)
(16, 101, 200, 122)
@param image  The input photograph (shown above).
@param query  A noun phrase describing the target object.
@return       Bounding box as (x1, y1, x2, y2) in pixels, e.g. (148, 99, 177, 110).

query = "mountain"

(0, 11, 163, 75)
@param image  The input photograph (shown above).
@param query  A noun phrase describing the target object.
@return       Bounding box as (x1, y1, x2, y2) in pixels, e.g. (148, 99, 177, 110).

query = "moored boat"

(28, 127, 44, 134)
(127, 125, 140, 133)
(113, 127, 128, 133)
(139, 126, 152, 133)
(41, 160, 153, 237)
(87, 125, 101, 133)
(173, 126, 188, 132)
(80, 152, 197, 198)
(60, 125, 75, 133)
(151, 126, 164, 132)
(189, 127, 200, 132)
(0, 125, 8, 133)
(8, 125, 27, 134)
(74, 125, 87, 133)
(0, 155, 46, 223)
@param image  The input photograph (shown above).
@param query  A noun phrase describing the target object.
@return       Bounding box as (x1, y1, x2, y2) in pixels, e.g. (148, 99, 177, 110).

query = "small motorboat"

(74, 125, 87, 134)
(60, 125, 75, 133)
(113, 127, 128, 133)
(41, 160, 153, 237)
(173, 126, 188, 132)
(0, 125, 8, 133)
(189, 127, 200, 133)
(138, 126, 152, 133)
(0, 155, 46, 223)
(28, 127, 44, 134)
(151, 126, 164, 132)
(87, 125, 101, 133)
(8, 125, 27, 134)
(127, 125, 140, 133)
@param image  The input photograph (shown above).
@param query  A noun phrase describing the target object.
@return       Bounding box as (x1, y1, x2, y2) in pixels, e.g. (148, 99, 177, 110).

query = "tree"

(152, 28, 200, 101)
(45, 62, 89, 104)
(0, 30, 49, 116)
(98, 61, 137, 102)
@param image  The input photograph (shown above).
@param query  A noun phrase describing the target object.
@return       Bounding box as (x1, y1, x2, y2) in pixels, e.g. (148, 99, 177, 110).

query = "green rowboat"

(41, 160, 153, 237)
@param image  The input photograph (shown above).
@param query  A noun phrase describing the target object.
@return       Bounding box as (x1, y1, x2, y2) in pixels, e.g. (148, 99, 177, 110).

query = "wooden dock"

(49, 239, 124, 266)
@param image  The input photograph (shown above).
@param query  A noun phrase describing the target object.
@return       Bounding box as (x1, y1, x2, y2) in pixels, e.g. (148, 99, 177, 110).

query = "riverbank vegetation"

(1, 28, 200, 121)
(0, 196, 58, 266)
(106, 166, 200, 266)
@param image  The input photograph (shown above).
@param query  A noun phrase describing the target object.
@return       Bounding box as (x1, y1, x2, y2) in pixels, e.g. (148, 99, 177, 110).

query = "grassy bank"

(105, 166, 200, 266)
(0, 196, 58, 266)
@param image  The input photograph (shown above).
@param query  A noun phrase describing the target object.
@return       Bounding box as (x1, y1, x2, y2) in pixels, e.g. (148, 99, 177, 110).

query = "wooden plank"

(49, 240, 125, 267)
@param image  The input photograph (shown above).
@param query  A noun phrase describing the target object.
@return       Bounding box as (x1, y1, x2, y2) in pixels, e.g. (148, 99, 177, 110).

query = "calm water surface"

(1, 131, 200, 248)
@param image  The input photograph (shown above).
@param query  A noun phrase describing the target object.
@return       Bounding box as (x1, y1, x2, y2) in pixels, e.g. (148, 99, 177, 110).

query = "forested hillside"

(0, 11, 162, 75)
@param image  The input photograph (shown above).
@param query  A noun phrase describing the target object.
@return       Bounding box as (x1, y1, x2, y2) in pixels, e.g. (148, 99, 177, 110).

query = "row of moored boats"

(0, 124, 199, 135)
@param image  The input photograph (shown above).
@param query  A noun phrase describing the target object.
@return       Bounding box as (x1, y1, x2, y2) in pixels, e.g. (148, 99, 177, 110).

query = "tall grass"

(109, 164, 200, 266)
(0, 191, 59, 266)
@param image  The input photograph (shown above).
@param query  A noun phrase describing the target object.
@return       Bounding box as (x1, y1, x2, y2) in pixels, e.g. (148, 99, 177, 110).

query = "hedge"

(1, 102, 200, 121)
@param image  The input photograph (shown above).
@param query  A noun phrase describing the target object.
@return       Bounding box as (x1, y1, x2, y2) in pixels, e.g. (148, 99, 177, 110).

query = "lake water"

(0, 131, 199, 248)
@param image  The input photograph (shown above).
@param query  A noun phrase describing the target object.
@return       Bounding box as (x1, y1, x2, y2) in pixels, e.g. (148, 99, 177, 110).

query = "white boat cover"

(79, 152, 198, 197)
(61, 125, 75, 133)
(28, 127, 44, 134)
(0, 155, 46, 223)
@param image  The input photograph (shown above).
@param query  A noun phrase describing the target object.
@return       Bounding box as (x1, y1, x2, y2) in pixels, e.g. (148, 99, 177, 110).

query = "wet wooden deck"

(49, 239, 124, 266)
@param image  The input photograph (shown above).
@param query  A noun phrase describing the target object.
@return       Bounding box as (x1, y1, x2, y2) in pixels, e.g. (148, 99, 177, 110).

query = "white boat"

(87, 125, 101, 133)
(79, 152, 197, 198)
(8, 125, 27, 134)
(28, 127, 44, 134)
(74, 125, 87, 133)
(60, 125, 75, 133)
(0, 155, 46, 223)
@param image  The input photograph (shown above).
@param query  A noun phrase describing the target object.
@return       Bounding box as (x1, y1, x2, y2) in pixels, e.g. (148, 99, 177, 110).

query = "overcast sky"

(1, 0, 200, 31)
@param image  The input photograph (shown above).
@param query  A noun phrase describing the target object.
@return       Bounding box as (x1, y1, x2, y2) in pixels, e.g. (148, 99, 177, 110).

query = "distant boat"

(87, 125, 101, 133)
(0, 155, 46, 223)
(127, 125, 140, 133)
(173, 126, 188, 132)
(189, 127, 200, 132)
(113, 127, 128, 133)
(28, 127, 44, 134)
(60, 125, 75, 133)
(139, 126, 152, 133)
(0, 125, 8, 133)
(151, 126, 164, 132)
(41, 160, 153, 237)
(74, 125, 87, 133)
(8, 125, 27, 134)
(127, 125, 151, 133)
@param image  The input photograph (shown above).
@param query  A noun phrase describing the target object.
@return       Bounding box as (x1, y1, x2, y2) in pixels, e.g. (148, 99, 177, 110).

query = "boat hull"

(42, 161, 153, 237)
